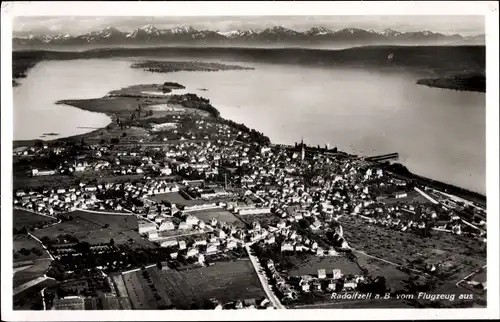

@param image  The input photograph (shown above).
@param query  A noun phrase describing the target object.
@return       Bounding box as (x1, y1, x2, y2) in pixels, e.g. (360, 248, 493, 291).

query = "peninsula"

(416, 73, 486, 93)
(12, 81, 487, 311)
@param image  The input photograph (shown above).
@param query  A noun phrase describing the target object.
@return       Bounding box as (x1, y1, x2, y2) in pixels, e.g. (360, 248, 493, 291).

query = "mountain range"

(13, 25, 486, 49)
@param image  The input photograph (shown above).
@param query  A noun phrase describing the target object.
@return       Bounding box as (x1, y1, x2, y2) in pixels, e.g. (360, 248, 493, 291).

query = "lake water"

(13, 58, 486, 194)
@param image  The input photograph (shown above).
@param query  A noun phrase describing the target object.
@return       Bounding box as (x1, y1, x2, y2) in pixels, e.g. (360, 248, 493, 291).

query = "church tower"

(301, 137, 305, 162)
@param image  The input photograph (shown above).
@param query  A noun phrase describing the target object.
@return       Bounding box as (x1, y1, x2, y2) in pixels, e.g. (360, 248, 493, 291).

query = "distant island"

(416, 73, 486, 93)
(42, 132, 59, 136)
(130, 60, 255, 74)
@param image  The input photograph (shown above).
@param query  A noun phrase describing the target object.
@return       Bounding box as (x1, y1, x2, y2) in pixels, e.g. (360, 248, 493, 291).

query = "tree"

(109, 238, 115, 246)
(122, 132, 127, 137)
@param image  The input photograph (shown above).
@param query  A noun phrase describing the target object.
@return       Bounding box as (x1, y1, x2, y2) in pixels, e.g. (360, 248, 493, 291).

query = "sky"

(13, 15, 485, 37)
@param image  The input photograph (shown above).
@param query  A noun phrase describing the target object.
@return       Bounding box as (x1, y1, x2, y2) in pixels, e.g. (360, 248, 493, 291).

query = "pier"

(364, 153, 399, 162)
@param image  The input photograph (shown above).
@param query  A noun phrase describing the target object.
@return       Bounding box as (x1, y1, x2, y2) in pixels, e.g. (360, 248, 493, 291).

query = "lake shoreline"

(12, 81, 487, 204)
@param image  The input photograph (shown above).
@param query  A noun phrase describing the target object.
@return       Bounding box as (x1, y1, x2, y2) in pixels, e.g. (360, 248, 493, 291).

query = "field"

(122, 268, 173, 310)
(339, 215, 486, 283)
(135, 259, 266, 309)
(13, 209, 57, 229)
(189, 208, 245, 227)
(287, 254, 363, 277)
(32, 210, 155, 248)
(116, 258, 268, 309)
(354, 252, 411, 291)
(13, 234, 51, 262)
(149, 191, 205, 206)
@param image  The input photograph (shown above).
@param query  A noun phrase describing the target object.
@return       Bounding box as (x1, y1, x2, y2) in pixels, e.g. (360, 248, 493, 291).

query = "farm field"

(13, 258, 52, 289)
(189, 208, 245, 227)
(457, 266, 487, 297)
(381, 190, 430, 205)
(32, 210, 155, 248)
(339, 215, 486, 283)
(13, 208, 57, 228)
(13, 234, 50, 262)
(112, 274, 130, 298)
(287, 254, 363, 277)
(122, 268, 173, 310)
(354, 252, 411, 291)
(156, 259, 266, 309)
(13, 278, 58, 310)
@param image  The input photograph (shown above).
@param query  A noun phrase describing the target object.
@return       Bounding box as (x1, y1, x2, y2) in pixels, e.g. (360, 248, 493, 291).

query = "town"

(12, 84, 488, 311)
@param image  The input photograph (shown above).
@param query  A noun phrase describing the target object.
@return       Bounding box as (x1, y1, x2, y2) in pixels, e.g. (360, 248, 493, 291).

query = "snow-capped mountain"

(305, 26, 333, 36)
(12, 25, 484, 49)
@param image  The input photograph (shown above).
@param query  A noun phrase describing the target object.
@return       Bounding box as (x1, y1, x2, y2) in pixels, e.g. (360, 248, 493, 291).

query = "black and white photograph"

(1, 1, 499, 320)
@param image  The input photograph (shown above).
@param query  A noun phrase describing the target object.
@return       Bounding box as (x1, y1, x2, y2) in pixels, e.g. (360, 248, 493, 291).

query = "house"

(265, 236, 276, 245)
(206, 244, 219, 254)
(277, 220, 287, 229)
(178, 241, 187, 250)
(344, 280, 357, 291)
(217, 230, 227, 239)
(281, 243, 294, 252)
(178, 222, 189, 230)
(159, 220, 175, 231)
(148, 230, 159, 239)
(161, 240, 178, 248)
(301, 283, 310, 293)
(194, 239, 207, 246)
(186, 215, 199, 226)
(170, 252, 178, 260)
(186, 247, 199, 257)
(226, 239, 238, 250)
(138, 221, 157, 235)
(332, 269, 342, 280)
(317, 269, 326, 279)
(310, 220, 322, 231)
(328, 248, 339, 256)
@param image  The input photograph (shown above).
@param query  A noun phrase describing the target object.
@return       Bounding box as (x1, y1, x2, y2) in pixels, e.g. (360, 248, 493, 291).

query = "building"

(138, 221, 157, 235)
(148, 230, 159, 239)
(161, 240, 178, 248)
(159, 220, 175, 231)
(186, 247, 199, 257)
(186, 215, 199, 226)
(52, 296, 85, 310)
(317, 269, 326, 279)
(332, 269, 342, 280)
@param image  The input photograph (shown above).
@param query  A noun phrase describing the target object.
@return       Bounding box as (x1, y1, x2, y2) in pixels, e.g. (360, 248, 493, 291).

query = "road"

(456, 264, 487, 287)
(414, 187, 439, 204)
(40, 287, 47, 310)
(245, 245, 285, 310)
(28, 232, 55, 260)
